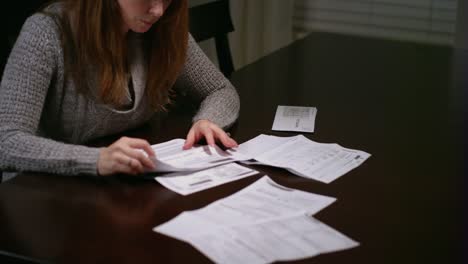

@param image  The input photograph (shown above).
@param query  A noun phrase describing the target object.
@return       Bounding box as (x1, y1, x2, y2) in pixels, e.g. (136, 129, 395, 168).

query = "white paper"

(227, 134, 296, 160)
(233, 134, 371, 183)
(186, 214, 359, 264)
(272, 105, 317, 133)
(148, 139, 241, 172)
(153, 177, 359, 263)
(256, 135, 370, 183)
(154, 176, 335, 241)
(155, 163, 258, 195)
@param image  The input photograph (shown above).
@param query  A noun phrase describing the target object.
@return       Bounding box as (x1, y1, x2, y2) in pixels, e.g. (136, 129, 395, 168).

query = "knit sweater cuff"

(193, 114, 221, 127)
(193, 110, 238, 130)
(71, 146, 101, 176)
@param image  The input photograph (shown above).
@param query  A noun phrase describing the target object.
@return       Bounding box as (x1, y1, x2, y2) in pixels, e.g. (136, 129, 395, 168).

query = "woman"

(0, 0, 240, 176)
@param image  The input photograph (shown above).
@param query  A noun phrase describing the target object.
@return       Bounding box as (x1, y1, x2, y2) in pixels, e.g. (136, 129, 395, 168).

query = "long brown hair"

(46, 0, 188, 110)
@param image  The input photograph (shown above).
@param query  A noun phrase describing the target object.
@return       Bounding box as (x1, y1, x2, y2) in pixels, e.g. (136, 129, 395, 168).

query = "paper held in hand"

(146, 139, 242, 173)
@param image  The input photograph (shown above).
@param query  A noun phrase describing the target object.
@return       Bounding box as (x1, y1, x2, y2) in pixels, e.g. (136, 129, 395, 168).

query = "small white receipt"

(272, 105, 317, 133)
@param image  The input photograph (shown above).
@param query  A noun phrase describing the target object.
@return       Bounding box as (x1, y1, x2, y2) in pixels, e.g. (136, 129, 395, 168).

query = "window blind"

(293, 0, 458, 45)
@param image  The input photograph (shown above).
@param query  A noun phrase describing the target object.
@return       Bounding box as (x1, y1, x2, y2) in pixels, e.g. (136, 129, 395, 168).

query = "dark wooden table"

(0, 32, 465, 264)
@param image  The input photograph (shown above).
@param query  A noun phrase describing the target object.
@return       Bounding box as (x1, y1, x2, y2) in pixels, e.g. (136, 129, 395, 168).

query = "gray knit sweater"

(0, 12, 240, 176)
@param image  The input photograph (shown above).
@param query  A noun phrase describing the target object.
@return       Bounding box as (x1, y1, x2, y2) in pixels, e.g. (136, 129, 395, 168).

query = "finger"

(120, 146, 156, 170)
(229, 137, 238, 147)
(115, 162, 140, 175)
(113, 153, 140, 175)
(128, 158, 145, 174)
(211, 127, 238, 148)
(214, 130, 230, 147)
(219, 134, 238, 148)
(183, 129, 196, 150)
(119, 163, 141, 175)
(203, 129, 215, 147)
(124, 138, 155, 157)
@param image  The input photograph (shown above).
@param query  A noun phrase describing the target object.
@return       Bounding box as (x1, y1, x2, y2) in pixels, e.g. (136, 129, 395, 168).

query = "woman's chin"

(131, 25, 152, 33)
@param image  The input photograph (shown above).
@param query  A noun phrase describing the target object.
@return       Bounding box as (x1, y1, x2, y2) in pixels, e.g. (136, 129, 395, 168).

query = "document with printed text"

(154, 176, 336, 241)
(155, 163, 258, 195)
(272, 105, 317, 133)
(154, 176, 358, 263)
(229, 134, 371, 183)
(186, 214, 359, 264)
(149, 139, 241, 172)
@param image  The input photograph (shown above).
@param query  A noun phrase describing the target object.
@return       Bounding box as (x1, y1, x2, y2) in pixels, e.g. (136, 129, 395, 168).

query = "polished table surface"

(0, 32, 464, 263)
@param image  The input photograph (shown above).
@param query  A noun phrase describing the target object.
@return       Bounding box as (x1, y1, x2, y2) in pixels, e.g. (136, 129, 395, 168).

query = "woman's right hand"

(97, 137, 156, 176)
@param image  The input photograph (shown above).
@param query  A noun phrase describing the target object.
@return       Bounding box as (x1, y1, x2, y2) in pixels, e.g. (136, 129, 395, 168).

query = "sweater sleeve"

(176, 35, 240, 129)
(0, 14, 100, 176)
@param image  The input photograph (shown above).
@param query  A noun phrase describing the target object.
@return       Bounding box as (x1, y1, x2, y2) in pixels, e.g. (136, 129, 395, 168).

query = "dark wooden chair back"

(1, 2, 47, 75)
(189, 0, 235, 78)
(2, 1, 236, 78)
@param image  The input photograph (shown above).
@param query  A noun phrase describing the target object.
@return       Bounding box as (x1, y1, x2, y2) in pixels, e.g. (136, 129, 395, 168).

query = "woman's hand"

(183, 120, 238, 150)
(97, 137, 156, 176)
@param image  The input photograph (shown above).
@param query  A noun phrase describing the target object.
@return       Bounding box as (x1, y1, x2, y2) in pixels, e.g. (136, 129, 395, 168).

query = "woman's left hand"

(183, 119, 238, 150)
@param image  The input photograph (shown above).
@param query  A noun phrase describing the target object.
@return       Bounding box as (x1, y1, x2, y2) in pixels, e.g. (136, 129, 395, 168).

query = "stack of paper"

(147, 139, 258, 195)
(148, 139, 240, 172)
(149, 135, 370, 196)
(154, 176, 358, 263)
